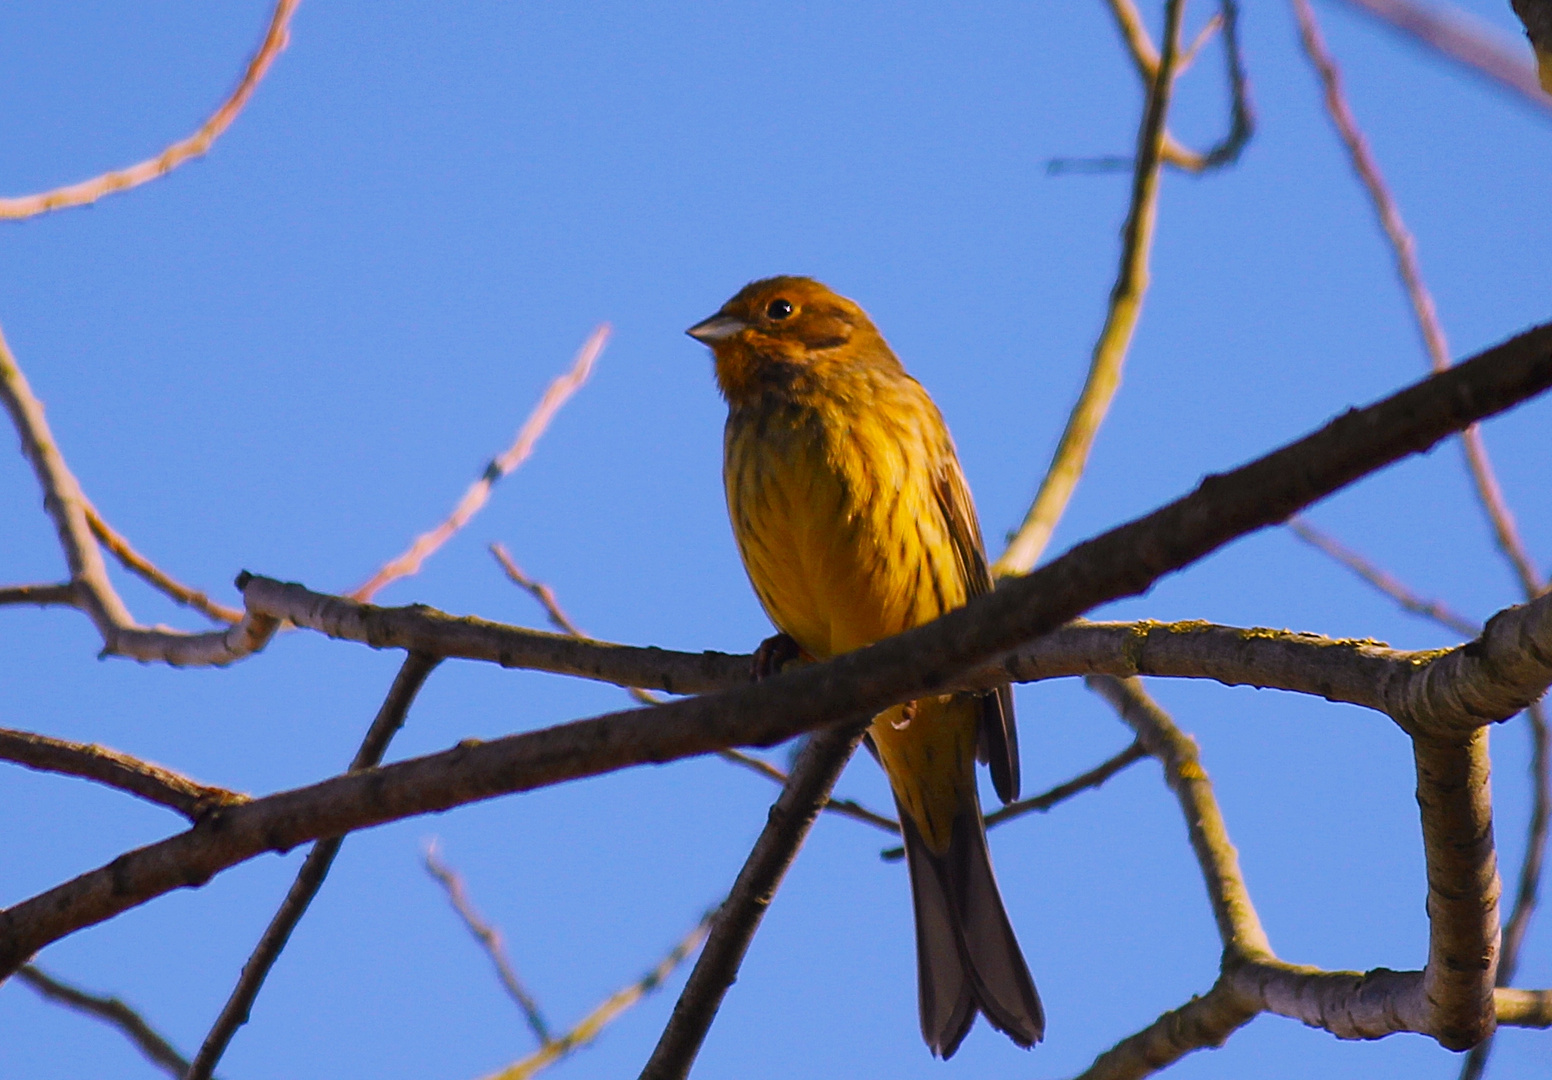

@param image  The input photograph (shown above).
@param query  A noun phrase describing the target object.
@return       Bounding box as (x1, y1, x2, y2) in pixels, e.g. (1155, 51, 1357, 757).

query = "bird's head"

(687, 276, 883, 403)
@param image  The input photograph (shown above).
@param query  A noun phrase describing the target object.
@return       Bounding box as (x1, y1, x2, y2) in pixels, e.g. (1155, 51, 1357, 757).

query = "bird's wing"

(934, 454, 1021, 803)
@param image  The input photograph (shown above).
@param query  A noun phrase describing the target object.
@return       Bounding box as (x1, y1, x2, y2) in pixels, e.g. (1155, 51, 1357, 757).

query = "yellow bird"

(688, 277, 1043, 1057)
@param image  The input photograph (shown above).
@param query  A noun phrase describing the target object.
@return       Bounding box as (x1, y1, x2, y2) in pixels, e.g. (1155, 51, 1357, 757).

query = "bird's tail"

(899, 794, 1044, 1058)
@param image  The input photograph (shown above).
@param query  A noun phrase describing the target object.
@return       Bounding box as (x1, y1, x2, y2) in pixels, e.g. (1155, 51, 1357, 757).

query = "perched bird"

(688, 277, 1043, 1057)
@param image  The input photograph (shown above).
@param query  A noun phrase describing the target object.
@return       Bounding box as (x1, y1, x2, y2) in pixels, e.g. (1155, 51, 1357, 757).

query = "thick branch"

(248, 573, 1552, 738)
(5, 327, 1552, 976)
(0, 728, 247, 820)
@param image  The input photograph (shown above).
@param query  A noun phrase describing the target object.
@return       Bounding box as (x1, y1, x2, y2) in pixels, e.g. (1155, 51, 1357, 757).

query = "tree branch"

(1330, 0, 1552, 112)
(0, 321, 280, 666)
(13, 965, 196, 1079)
(0, 582, 77, 608)
(0, 0, 300, 219)
(184, 652, 441, 1080)
(82, 502, 242, 624)
(997, 0, 1184, 575)
(5, 327, 1552, 978)
(637, 722, 868, 1080)
(245, 570, 1552, 740)
(1296, 0, 1547, 600)
(425, 841, 552, 1046)
(349, 327, 608, 603)
(479, 912, 714, 1080)
(0, 728, 247, 820)
(1287, 516, 1479, 637)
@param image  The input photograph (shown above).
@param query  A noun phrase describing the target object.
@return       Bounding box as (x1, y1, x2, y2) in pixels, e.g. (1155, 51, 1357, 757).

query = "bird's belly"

(729, 438, 928, 660)
(725, 408, 978, 853)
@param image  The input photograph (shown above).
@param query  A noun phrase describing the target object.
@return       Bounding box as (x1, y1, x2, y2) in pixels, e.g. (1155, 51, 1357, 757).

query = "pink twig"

(350, 326, 609, 602)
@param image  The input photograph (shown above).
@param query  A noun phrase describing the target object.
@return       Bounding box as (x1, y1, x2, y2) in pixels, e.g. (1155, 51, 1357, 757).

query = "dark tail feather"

(900, 799, 1044, 1057)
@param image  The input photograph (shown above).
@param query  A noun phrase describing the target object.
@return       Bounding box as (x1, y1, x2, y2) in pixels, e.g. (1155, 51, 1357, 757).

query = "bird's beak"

(686, 314, 746, 344)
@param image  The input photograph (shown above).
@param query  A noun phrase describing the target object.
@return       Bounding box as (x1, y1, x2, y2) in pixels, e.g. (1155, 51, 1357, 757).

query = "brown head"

(686, 276, 894, 404)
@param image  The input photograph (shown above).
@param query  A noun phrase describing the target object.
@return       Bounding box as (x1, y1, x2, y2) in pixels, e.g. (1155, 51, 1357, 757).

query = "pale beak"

(686, 313, 746, 343)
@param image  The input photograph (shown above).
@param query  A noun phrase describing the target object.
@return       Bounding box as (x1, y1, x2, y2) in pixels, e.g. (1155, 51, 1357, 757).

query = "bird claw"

(752, 632, 804, 681)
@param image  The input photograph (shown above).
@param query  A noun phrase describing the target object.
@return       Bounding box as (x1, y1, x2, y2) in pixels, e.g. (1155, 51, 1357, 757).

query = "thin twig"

(1294, 0, 1545, 600)
(1331, 0, 1552, 113)
(350, 327, 609, 602)
(998, 0, 1186, 576)
(0, 322, 279, 666)
(489, 542, 900, 833)
(0, 727, 247, 820)
(1288, 516, 1479, 637)
(1089, 677, 1271, 957)
(478, 912, 714, 1080)
(185, 652, 441, 1080)
(82, 502, 242, 624)
(14, 965, 197, 1079)
(638, 721, 868, 1080)
(1069, 0, 1253, 176)
(424, 841, 552, 1046)
(879, 739, 1148, 860)
(0, 0, 301, 219)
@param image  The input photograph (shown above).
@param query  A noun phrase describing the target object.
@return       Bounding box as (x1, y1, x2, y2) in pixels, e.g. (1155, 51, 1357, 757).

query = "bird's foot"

(752, 632, 805, 682)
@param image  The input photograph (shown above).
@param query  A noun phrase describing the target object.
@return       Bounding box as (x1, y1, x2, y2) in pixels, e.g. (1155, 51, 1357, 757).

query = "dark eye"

(766, 298, 794, 321)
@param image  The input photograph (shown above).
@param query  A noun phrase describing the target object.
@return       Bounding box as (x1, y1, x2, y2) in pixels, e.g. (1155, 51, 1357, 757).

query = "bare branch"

(82, 502, 242, 624)
(1080, 1, 1253, 177)
(0, 322, 280, 666)
(1288, 516, 1479, 637)
(880, 739, 1147, 861)
(425, 841, 552, 1046)
(998, 0, 1185, 576)
(0, 582, 76, 608)
(185, 652, 441, 1080)
(1497, 986, 1552, 1027)
(13, 965, 196, 1079)
(5, 330, 1552, 979)
(0, 727, 247, 820)
(1089, 677, 1271, 956)
(638, 722, 868, 1080)
(0, 0, 300, 219)
(478, 912, 714, 1080)
(350, 327, 609, 603)
(1295, 0, 1546, 600)
(1071, 973, 1255, 1080)
(245, 569, 1552, 741)
(1331, 0, 1552, 112)
(1502, 700, 1550, 987)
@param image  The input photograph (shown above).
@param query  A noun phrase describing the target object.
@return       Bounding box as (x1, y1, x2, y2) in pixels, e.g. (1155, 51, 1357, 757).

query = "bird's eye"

(766, 298, 794, 321)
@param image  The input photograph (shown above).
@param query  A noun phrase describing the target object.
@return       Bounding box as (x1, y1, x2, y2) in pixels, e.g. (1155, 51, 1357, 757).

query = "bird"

(687, 276, 1043, 1058)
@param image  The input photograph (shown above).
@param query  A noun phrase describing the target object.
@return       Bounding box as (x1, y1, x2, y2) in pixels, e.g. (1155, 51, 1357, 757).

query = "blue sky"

(1, 2, 1549, 1078)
